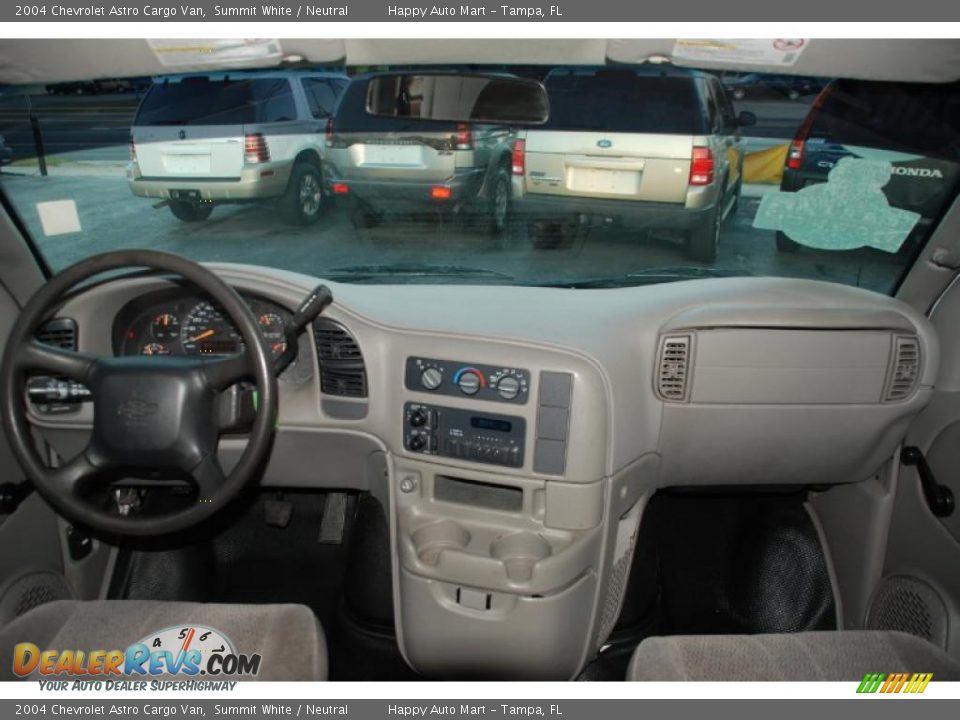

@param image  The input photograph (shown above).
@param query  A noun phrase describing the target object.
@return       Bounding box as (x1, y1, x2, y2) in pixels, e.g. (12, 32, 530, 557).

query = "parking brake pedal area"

(318, 492, 348, 544)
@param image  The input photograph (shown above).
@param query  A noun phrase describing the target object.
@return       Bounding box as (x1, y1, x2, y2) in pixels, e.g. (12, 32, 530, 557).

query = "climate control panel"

(403, 402, 525, 468)
(405, 357, 530, 404)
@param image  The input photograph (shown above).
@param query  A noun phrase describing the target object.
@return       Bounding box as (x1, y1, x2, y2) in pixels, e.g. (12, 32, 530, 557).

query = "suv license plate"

(171, 189, 201, 200)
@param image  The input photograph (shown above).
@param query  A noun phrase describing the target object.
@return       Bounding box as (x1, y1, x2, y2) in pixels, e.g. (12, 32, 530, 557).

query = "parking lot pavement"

(0, 170, 908, 296)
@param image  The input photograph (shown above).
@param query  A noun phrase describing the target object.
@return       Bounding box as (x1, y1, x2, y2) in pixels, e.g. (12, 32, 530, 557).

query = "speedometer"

(180, 302, 242, 355)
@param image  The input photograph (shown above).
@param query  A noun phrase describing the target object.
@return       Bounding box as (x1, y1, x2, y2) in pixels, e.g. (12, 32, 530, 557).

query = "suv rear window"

(135, 77, 297, 126)
(542, 71, 705, 134)
(810, 80, 960, 160)
(333, 79, 458, 132)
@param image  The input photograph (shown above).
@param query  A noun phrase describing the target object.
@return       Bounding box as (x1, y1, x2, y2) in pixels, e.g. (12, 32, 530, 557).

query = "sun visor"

(607, 39, 960, 83)
(1, 38, 958, 85)
(342, 39, 609, 66)
(0, 38, 346, 85)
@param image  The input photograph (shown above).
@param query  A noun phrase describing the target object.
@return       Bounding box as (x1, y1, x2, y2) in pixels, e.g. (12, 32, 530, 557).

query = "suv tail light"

(326, 118, 334, 148)
(786, 139, 806, 170)
(455, 123, 473, 150)
(244, 133, 270, 164)
(689, 146, 714, 186)
(511, 139, 526, 176)
(786, 84, 832, 171)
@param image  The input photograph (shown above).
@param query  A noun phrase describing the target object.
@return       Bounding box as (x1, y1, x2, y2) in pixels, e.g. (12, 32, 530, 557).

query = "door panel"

(882, 277, 960, 657)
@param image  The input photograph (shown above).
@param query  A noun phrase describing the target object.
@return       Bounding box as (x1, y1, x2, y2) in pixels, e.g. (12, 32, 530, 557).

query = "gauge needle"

(190, 329, 216, 342)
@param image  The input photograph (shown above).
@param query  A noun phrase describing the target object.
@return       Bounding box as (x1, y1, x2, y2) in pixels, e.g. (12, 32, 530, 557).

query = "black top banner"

(4, 0, 960, 21)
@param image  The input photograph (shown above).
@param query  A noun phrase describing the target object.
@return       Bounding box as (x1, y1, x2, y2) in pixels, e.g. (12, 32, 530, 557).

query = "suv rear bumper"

(326, 167, 485, 213)
(126, 161, 293, 202)
(511, 190, 714, 231)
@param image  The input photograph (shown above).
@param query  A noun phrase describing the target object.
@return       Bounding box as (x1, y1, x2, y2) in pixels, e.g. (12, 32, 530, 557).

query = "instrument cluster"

(114, 289, 292, 359)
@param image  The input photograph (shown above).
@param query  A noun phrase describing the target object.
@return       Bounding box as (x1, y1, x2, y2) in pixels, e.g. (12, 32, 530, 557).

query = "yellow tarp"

(743, 143, 789, 185)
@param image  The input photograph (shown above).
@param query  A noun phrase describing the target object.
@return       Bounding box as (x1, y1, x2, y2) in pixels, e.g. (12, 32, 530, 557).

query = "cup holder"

(491, 532, 552, 582)
(412, 520, 471, 566)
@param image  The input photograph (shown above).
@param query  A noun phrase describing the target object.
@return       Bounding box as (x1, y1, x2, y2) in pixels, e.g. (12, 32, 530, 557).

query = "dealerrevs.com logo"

(13, 625, 261, 679)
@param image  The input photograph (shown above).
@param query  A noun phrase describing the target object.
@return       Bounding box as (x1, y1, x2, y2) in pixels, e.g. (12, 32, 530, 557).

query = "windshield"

(1, 60, 958, 293)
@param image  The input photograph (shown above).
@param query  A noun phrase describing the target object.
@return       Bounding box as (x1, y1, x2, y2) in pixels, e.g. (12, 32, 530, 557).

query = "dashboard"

(111, 288, 293, 359)
(24, 264, 941, 680)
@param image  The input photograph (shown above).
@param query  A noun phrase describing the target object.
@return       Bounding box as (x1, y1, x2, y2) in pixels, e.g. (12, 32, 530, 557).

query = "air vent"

(885, 335, 921, 402)
(313, 319, 367, 398)
(656, 334, 692, 402)
(35, 318, 77, 350)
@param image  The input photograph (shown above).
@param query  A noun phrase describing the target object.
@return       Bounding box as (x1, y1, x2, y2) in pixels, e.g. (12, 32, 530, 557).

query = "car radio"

(403, 402, 525, 468)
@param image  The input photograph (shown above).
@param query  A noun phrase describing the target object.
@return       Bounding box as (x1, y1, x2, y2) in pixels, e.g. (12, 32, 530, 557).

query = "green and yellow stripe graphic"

(857, 672, 933, 694)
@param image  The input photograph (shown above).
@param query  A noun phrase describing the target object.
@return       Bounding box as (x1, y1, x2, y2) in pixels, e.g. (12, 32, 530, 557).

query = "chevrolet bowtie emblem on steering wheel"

(117, 396, 159, 422)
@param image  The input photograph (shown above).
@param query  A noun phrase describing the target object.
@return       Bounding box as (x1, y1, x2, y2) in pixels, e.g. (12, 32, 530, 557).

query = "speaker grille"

(867, 575, 948, 648)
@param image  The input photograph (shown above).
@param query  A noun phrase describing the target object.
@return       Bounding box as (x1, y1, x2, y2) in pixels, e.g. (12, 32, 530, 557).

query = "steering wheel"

(0, 250, 278, 537)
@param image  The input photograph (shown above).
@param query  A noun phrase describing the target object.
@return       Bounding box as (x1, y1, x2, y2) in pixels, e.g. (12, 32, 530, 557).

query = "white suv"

(127, 70, 348, 224)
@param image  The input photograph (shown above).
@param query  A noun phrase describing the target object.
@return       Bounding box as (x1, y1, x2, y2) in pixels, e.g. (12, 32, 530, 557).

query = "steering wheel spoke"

(191, 454, 226, 501)
(51, 450, 101, 495)
(19, 340, 96, 381)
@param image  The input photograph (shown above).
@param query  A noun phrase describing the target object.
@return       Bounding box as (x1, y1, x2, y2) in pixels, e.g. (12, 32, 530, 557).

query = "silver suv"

(324, 74, 515, 234)
(127, 70, 348, 224)
(512, 66, 755, 261)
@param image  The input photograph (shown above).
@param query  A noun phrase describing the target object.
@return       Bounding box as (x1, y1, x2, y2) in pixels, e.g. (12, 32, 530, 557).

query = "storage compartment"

(434, 475, 523, 512)
(690, 329, 895, 405)
(398, 568, 596, 679)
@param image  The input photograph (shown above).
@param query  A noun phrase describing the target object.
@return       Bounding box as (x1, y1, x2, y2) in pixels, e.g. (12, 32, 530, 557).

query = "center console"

(390, 350, 639, 680)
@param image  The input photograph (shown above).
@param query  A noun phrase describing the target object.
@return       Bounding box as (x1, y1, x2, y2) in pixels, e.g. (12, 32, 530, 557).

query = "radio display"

(470, 416, 512, 433)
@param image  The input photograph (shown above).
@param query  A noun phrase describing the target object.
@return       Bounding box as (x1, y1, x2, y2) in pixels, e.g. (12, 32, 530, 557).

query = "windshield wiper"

(533, 266, 746, 289)
(324, 264, 515, 283)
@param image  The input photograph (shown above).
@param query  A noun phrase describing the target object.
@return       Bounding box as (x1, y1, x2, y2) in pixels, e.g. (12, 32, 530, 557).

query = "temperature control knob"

(457, 370, 481, 395)
(421, 367, 443, 390)
(497, 375, 521, 400)
(409, 408, 428, 427)
(409, 435, 426, 451)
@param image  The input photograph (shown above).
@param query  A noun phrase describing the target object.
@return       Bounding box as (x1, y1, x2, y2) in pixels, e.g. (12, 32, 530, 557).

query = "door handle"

(901, 446, 955, 517)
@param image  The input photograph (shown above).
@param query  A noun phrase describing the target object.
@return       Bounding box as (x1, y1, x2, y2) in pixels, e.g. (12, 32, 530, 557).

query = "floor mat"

(578, 490, 837, 680)
(650, 491, 837, 635)
(110, 490, 416, 680)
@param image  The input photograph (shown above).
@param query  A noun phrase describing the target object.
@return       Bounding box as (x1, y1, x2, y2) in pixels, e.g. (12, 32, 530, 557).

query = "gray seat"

(0, 600, 327, 681)
(628, 631, 960, 681)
